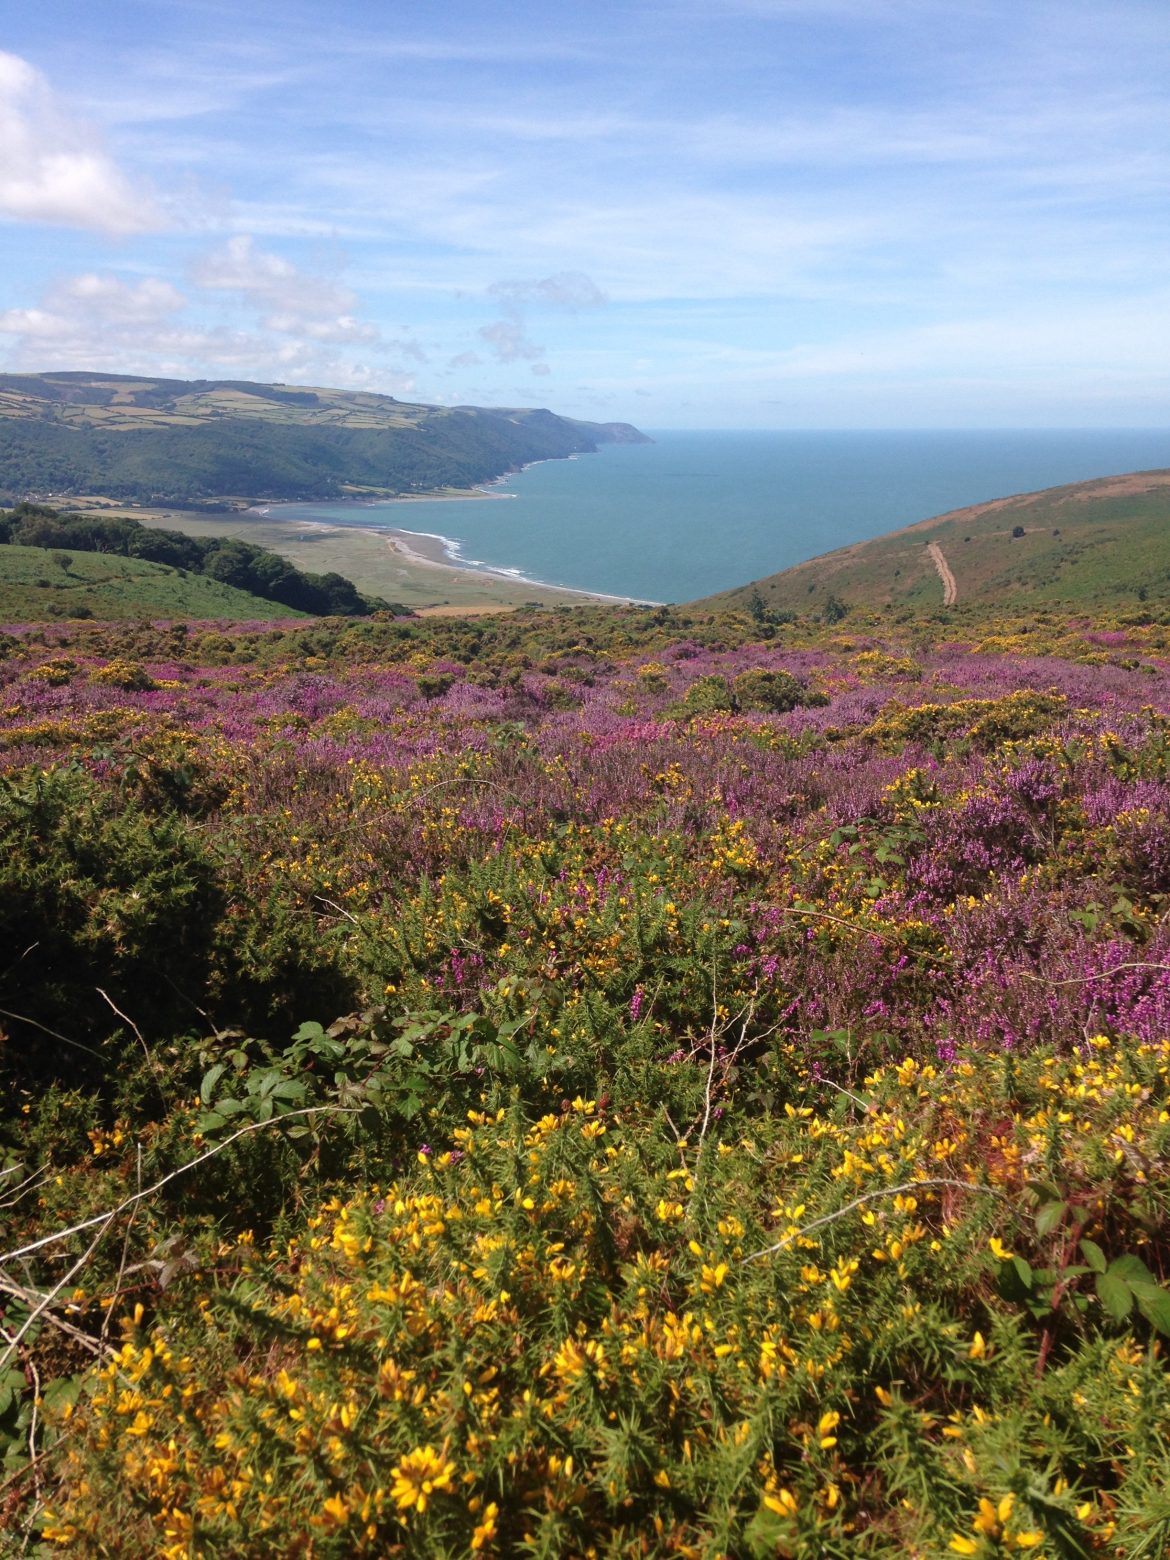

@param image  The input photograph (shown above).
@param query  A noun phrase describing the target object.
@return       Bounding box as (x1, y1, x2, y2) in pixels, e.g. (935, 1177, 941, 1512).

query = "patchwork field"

(0, 373, 648, 507)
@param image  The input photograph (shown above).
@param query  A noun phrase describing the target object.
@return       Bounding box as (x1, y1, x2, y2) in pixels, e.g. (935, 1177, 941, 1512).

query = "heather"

(2, 602, 1170, 1557)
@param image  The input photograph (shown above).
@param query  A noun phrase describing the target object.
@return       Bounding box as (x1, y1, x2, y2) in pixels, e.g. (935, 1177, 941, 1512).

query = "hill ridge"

(692, 467, 1170, 615)
(0, 371, 649, 508)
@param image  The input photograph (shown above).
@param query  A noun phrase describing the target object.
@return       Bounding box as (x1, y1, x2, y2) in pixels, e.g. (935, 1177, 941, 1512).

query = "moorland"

(2, 571, 1170, 1554)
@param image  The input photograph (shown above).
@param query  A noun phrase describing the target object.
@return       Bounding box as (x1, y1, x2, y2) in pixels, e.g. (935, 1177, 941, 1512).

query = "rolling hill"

(0, 372, 649, 507)
(692, 468, 1170, 616)
(0, 544, 311, 621)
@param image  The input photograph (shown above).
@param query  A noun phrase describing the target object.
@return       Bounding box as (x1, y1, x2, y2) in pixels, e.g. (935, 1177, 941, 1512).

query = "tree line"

(0, 504, 394, 617)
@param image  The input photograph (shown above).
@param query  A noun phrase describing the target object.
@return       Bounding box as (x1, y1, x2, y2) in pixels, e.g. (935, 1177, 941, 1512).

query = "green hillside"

(0, 544, 309, 621)
(693, 469, 1170, 617)
(0, 372, 649, 506)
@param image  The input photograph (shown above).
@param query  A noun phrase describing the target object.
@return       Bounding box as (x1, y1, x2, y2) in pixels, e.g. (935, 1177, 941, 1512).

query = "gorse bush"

(35, 1040, 1170, 1557)
(2, 603, 1170, 1554)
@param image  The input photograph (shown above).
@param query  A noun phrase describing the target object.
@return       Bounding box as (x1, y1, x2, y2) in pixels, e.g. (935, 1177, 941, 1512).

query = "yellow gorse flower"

(700, 1262, 729, 1292)
(470, 1500, 500, 1550)
(951, 1492, 1045, 1553)
(391, 1445, 456, 1515)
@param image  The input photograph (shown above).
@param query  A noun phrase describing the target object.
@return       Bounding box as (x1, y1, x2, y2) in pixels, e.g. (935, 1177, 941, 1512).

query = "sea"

(273, 429, 1170, 604)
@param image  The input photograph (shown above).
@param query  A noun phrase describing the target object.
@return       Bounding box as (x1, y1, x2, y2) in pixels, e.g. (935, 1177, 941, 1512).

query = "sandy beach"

(368, 520, 630, 612)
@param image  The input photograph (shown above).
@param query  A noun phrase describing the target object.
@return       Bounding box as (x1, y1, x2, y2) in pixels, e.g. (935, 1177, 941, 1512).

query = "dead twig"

(780, 906, 900, 944)
(696, 964, 722, 1150)
(0, 1272, 110, 1361)
(743, 1176, 1011, 1264)
(1019, 961, 1170, 987)
(0, 1214, 119, 1373)
(0, 1104, 360, 1269)
(26, 1356, 42, 1501)
(101, 1142, 143, 1348)
(0, 1164, 54, 1212)
(815, 1076, 872, 1112)
(95, 990, 171, 1107)
(0, 1008, 105, 1062)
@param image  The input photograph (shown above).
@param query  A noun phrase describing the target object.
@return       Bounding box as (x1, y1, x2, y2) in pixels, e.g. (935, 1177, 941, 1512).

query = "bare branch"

(1019, 961, 1170, 987)
(780, 906, 899, 944)
(0, 1273, 110, 1361)
(815, 1076, 872, 1112)
(0, 1214, 118, 1372)
(0, 1008, 105, 1061)
(0, 1164, 53, 1212)
(0, 1104, 359, 1269)
(742, 1176, 1010, 1264)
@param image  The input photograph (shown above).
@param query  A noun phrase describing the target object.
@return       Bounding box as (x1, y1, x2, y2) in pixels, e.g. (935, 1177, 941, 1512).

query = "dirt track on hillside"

(927, 541, 957, 606)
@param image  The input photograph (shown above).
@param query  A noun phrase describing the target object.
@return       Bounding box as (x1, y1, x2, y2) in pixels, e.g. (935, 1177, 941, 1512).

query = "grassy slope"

(692, 469, 1170, 615)
(0, 545, 308, 621)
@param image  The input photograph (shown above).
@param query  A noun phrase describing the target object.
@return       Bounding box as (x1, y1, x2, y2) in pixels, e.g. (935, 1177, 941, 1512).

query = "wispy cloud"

(1, 1, 1167, 423)
(191, 236, 384, 345)
(490, 272, 607, 310)
(476, 271, 606, 376)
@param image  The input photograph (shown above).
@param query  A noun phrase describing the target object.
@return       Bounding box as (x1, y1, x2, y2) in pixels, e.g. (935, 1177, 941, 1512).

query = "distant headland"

(0, 371, 650, 510)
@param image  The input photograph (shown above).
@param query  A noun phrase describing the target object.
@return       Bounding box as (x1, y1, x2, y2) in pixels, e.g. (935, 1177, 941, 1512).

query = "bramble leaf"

(1079, 1238, 1106, 1273)
(1035, 1200, 1066, 1238)
(1136, 1288, 1170, 1337)
(1096, 1272, 1133, 1322)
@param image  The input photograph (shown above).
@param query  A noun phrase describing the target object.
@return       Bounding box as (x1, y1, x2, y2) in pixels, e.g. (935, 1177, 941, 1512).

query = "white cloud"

(0, 274, 185, 345)
(263, 312, 380, 343)
(0, 267, 412, 393)
(479, 316, 544, 363)
(0, 51, 160, 233)
(191, 235, 388, 347)
(193, 234, 354, 315)
(59, 273, 187, 320)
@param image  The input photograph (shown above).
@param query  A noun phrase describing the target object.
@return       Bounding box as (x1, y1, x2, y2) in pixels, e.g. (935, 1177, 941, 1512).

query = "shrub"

(91, 658, 159, 692)
(733, 666, 810, 712)
(670, 673, 733, 716)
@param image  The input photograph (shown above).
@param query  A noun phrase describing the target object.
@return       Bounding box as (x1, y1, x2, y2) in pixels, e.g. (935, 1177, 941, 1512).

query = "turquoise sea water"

(274, 430, 1170, 603)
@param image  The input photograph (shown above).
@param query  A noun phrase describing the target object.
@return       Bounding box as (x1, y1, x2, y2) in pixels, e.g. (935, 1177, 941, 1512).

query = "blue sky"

(0, 0, 1167, 427)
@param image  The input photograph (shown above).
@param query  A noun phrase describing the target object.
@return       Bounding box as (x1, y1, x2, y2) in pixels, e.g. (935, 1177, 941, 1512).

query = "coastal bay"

(268, 429, 1170, 604)
(121, 504, 620, 613)
(67, 427, 1170, 612)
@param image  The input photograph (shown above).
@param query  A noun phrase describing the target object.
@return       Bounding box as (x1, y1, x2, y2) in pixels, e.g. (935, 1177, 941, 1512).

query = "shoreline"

(109, 504, 640, 615)
(262, 490, 649, 607)
(248, 483, 517, 514)
(57, 449, 650, 611)
(321, 517, 642, 607)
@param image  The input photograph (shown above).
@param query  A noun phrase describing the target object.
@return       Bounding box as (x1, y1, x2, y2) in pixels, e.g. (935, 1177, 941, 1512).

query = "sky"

(0, 0, 1167, 428)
